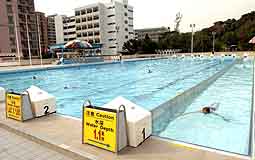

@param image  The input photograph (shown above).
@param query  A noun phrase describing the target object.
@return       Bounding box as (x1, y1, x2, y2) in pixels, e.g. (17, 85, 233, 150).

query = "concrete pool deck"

(0, 102, 251, 160)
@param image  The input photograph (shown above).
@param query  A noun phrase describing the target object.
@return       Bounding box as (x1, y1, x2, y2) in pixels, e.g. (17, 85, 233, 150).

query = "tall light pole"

(36, 15, 43, 66)
(25, 14, 32, 66)
(13, 10, 21, 65)
(190, 24, 195, 53)
(212, 31, 216, 54)
(115, 25, 120, 55)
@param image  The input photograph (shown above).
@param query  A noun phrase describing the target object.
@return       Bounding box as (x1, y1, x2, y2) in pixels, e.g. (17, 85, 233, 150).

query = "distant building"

(54, 15, 66, 44)
(135, 27, 169, 42)
(0, 0, 47, 57)
(63, 16, 76, 42)
(35, 12, 48, 54)
(73, 0, 134, 55)
(47, 15, 57, 46)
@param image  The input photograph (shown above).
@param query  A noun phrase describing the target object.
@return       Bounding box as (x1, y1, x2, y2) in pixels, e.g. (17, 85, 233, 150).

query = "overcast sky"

(34, 0, 255, 32)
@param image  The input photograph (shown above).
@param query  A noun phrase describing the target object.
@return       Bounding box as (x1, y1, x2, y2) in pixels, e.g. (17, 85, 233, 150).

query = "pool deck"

(0, 102, 251, 160)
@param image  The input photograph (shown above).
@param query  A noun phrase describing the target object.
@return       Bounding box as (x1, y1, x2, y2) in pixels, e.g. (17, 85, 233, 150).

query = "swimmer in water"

(32, 76, 37, 80)
(64, 85, 79, 89)
(178, 103, 230, 122)
(148, 69, 152, 73)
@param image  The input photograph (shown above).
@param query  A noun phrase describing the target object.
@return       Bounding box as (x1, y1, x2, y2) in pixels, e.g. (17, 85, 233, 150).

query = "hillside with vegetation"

(123, 11, 255, 54)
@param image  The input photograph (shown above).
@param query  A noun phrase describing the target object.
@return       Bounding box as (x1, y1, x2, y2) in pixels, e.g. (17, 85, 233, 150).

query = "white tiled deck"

(0, 102, 251, 160)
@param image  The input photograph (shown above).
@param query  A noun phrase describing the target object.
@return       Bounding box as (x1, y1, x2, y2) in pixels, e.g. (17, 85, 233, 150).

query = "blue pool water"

(158, 59, 253, 155)
(0, 57, 232, 117)
(0, 57, 252, 155)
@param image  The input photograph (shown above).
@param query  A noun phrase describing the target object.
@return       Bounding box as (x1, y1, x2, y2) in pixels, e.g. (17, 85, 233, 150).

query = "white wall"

(55, 15, 65, 44)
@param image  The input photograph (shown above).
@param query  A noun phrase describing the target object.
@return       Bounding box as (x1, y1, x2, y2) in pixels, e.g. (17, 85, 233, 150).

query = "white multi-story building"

(54, 15, 66, 44)
(63, 16, 77, 42)
(74, 0, 134, 55)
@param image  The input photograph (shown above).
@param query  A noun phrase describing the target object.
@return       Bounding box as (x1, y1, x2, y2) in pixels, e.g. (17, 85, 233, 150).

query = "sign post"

(82, 105, 127, 153)
(6, 93, 22, 121)
(5, 92, 34, 122)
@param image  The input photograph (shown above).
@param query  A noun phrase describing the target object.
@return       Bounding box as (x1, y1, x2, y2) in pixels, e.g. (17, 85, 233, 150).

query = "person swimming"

(148, 69, 152, 73)
(201, 103, 219, 114)
(64, 85, 79, 89)
(178, 103, 230, 122)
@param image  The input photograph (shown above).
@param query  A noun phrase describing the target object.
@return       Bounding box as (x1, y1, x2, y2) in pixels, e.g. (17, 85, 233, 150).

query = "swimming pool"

(157, 59, 254, 155)
(0, 57, 233, 117)
(0, 56, 252, 155)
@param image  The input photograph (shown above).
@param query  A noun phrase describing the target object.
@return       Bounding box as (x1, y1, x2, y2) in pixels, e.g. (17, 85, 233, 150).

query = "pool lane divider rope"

(151, 59, 239, 135)
(132, 61, 221, 101)
(85, 60, 216, 98)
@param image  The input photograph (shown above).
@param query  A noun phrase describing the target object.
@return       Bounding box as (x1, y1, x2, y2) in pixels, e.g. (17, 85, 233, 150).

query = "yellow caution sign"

(83, 107, 117, 152)
(6, 93, 22, 121)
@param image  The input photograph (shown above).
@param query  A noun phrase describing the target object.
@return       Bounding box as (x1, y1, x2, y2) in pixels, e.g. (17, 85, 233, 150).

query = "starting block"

(102, 96, 152, 147)
(26, 86, 56, 117)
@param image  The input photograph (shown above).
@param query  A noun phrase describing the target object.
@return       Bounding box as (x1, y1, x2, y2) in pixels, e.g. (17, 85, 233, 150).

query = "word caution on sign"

(82, 103, 128, 153)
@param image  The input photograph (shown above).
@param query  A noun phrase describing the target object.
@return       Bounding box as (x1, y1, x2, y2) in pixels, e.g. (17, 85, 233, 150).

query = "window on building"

(9, 37, 16, 46)
(108, 38, 116, 41)
(124, 5, 127, 8)
(75, 11, 80, 16)
(82, 32, 87, 37)
(128, 9, 133, 12)
(125, 28, 128, 31)
(93, 7, 98, 12)
(8, 26, 14, 35)
(88, 24, 93, 29)
(81, 10, 86, 15)
(82, 17, 86, 22)
(82, 25, 87, 30)
(94, 31, 100, 36)
(124, 20, 128, 24)
(88, 39, 93, 43)
(108, 31, 116, 33)
(107, 15, 115, 18)
(87, 8, 92, 13)
(76, 26, 81, 30)
(93, 15, 99, 20)
(94, 23, 99, 28)
(6, 0, 12, 2)
(8, 16, 14, 24)
(87, 16, 92, 21)
(124, 12, 128, 16)
(95, 39, 100, 43)
(88, 32, 93, 36)
(11, 49, 16, 53)
(6, 4, 12, 13)
(77, 33, 82, 37)
(107, 6, 115, 9)
(125, 35, 128, 39)
(108, 22, 115, 25)
(76, 18, 81, 23)
(109, 46, 116, 48)
(128, 17, 133, 20)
